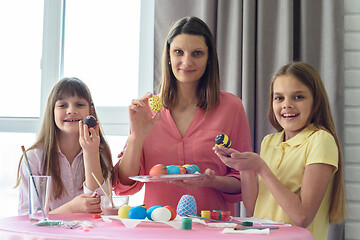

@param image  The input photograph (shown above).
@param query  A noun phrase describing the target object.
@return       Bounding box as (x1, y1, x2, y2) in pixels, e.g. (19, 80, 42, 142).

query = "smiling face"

(54, 94, 91, 135)
(272, 74, 314, 141)
(169, 34, 208, 86)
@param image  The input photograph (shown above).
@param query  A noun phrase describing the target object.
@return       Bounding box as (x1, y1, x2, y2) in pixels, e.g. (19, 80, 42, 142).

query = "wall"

(344, 0, 360, 239)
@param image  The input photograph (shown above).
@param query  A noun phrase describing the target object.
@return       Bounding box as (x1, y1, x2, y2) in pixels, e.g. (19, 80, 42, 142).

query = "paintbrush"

(107, 178, 112, 202)
(91, 172, 114, 208)
(21, 145, 47, 220)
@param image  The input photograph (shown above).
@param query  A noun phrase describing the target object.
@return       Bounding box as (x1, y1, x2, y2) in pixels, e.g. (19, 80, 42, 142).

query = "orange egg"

(164, 205, 177, 220)
(177, 165, 187, 174)
(149, 164, 168, 175)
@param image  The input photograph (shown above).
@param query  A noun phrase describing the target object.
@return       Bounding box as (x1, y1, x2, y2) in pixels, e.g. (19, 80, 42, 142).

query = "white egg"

(151, 207, 171, 222)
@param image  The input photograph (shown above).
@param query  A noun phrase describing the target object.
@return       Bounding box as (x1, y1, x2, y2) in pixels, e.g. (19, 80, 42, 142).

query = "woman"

(113, 16, 253, 215)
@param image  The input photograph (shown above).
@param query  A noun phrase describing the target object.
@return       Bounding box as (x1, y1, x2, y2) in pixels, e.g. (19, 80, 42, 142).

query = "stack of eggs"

(118, 204, 177, 221)
(149, 164, 200, 175)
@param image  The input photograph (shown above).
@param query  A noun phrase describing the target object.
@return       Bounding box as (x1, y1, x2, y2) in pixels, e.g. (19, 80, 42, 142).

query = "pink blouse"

(18, 147, 109, 215)
(113, 92, 252, 215)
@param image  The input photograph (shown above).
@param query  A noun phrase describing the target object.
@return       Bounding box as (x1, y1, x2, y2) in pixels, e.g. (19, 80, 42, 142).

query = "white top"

(18, 146, 109, 215)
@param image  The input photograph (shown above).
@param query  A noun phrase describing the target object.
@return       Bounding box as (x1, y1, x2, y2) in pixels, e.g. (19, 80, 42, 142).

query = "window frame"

(0, 0, 154, 136)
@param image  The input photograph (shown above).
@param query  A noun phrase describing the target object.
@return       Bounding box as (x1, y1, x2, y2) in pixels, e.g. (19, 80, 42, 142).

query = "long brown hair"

(159, 16, 220, 112)
(268, 62, 346, 223)
(15, 77, 113, 199)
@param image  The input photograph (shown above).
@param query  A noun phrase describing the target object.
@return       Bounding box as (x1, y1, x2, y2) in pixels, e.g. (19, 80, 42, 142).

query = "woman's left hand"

(168, 168, 216, 189)
(79, 120, 100, 154)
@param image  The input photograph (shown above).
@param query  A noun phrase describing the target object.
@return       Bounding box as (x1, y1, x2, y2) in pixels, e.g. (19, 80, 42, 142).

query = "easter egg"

(83, 115, 97, 128)
(148, 95, 163, 112)
(164, 205, 177, 220)
(177, 165, 186, 174)
(186, 165, 200, 174)
(128, 205, 147, 219)
(149, 164, 168, 175)
(215, 134, 232, 148)
(176, 194, 197, 217)
(147, 205, 162, 220)
(166, 165, 180, 174)
(118, 205, 132, 219)
(151, 207, 171, 222)
(183, 164, 191, 169)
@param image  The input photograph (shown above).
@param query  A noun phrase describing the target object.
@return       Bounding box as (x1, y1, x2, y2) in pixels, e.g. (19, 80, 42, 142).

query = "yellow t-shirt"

(254, 124, 338, 240)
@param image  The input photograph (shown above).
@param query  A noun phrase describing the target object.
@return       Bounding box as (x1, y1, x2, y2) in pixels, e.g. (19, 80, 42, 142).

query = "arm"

(79, 121, 103, 191)
(117, 93, 161, 185)
(216, 147, 334, 227)
(258, 162, 333, 227)
(213, 147, 258, 215)
(49, 192, 101, 214)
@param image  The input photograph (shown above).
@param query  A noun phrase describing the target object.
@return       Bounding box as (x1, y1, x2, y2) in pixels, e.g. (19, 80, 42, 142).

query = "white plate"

(129, 174, 207, 182)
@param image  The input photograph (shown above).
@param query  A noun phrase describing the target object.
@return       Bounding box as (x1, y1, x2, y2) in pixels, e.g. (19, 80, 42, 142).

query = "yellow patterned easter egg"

(148, 95, 163, 112)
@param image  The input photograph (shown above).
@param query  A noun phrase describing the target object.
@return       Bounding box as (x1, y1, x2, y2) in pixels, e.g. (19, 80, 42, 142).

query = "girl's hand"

(69, 193, 101, 213)
(168, 168, 216, 189)
(129, 93, 161, 142)
(79, 120, 100, 155)
(51, 193, 101, 214)
(213, 145, 265, 172)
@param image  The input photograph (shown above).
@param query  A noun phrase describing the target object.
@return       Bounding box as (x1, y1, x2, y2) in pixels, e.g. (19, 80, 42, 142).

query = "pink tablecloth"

(0, 214, 313, 240)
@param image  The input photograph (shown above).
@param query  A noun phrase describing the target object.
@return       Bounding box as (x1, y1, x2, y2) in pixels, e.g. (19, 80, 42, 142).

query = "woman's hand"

(213, 145, 265, 173)
(79, 121, 100, 155)
(168, 168, 216, 189)
(129, 93, 161, 142)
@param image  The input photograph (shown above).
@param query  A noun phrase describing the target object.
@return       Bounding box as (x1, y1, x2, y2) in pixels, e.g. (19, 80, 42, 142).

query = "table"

(0, 214, 313, 240)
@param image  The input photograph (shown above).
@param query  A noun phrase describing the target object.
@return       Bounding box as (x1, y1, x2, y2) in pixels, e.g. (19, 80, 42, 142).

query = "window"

(0, 0, 43, 118)
(63, 0, 140, 107)
(0, 0, 154, 217)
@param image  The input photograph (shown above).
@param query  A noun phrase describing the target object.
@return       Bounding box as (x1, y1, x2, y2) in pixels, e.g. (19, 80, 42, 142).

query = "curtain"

(154, 0, 344, 239)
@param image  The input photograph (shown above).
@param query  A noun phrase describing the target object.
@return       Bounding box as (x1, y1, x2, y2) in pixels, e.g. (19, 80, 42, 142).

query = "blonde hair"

(268, 62, 346, 224)
(15, 77, 113, 199)
(159, 16, 220, 112)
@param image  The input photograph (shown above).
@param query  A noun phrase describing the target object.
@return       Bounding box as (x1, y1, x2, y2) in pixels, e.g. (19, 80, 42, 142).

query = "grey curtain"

(154, 0, 344, 239)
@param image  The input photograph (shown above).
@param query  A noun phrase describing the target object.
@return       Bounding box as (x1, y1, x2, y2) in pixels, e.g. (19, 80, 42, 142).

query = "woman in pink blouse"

(113, 16, 253, 215)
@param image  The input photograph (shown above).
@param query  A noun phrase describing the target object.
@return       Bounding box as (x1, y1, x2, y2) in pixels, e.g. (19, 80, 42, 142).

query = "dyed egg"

(186, 165, 200, 174)
(147, 205, 162, 220)
(148, 95, 163, 112)
(118, 205, 132, 219)
(215, 134, 232, 148)
(177, 165, 186, 174)
(164, 205, 177, 220)
(128, 205, 147, 219)
(176, 194, 197, 217)
(151, 207, 171, 222)
(83, 115, 97, 128)
(167, 165, 180, 174)
(183, 164, 191, 169)
(149, 164, 168, 175)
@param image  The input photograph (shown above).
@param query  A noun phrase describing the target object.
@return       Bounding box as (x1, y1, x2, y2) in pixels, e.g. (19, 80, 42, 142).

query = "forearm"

(210, 175, 241, 194)
(239, 171, 258, 216)
(258, 166, 310, 227)
(117, 135, 143, 185)
(50, 202, 74, 214)
(83, 151, 103, 191)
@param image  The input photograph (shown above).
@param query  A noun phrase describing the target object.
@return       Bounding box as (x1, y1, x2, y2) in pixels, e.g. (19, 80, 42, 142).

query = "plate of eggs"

(129, 164, 207, 182)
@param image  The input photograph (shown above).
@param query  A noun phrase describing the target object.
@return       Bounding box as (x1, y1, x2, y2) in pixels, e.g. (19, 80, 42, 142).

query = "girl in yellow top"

(214, 62, 346, 240)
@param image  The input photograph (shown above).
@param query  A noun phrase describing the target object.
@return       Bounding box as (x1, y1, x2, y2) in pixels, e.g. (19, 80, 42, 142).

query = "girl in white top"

(15, 77, 113, 214)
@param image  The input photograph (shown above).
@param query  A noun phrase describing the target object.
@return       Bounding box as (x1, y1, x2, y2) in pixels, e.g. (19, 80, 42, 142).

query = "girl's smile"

(272, 74, 313, 141)
(54, 95, 90, 134)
